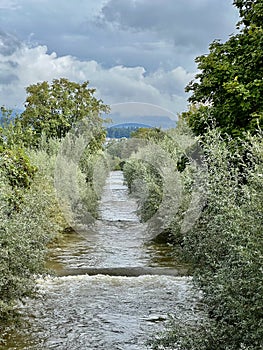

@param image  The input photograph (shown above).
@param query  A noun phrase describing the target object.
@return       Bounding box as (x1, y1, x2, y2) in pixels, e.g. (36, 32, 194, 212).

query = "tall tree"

(184, 0, 263, 137)
(19, 78, 109, 144)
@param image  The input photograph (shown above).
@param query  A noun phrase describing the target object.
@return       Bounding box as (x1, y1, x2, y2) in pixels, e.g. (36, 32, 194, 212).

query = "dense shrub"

(0, 147, 37, 213)
(152, 130, 263, 350)
(124, 158, 163, 222)
(124, 124, 262, 350)
(0, 134, 106, 333)
(0, 155, 52, 325)
(123, 124, 199, 235)
(0, 78, 108, 336)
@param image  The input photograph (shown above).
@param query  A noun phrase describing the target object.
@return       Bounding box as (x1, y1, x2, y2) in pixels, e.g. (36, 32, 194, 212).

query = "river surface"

(2, 171, 198, 350)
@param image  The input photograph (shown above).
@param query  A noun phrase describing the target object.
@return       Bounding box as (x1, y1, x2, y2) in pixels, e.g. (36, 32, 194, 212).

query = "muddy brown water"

(2, 171, 199, 350)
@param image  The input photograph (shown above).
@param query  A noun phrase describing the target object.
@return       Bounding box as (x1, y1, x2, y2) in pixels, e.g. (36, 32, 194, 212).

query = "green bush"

(123, 126, 197, 231)
(0, 134, 107, 330)
(123, 158, 163, 222)
(0, 147, 37, 213)
(152, 130, 263, 350)
(0, 80, 108, 332)
(0, 167, 52, 325)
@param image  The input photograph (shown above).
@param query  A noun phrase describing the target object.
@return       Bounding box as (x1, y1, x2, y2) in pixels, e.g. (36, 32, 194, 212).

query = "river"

(2, 171, 198, 350)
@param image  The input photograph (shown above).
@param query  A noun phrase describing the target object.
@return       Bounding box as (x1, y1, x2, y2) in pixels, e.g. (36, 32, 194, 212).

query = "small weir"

(3, 171, 197, 350)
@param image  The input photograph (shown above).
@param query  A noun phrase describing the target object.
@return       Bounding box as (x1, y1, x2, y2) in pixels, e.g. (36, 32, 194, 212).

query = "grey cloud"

(0, 1, 239, 111)
(0, 0, 106, 45)
(0, 30, 21, 55)
(0, 71, 18, 84)
(99, 0, 239, 51)
(0, 0, 238, 73)
(6, 60, 19, 68)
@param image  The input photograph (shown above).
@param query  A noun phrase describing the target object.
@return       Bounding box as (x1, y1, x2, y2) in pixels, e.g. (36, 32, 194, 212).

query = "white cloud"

(146, 67, 195, 96)
(0, 0, 238, 74)
(0, 42, 195, 114)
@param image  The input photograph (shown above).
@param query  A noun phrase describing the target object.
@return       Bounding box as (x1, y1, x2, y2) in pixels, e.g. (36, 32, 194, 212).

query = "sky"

(0, 0, 240, 119)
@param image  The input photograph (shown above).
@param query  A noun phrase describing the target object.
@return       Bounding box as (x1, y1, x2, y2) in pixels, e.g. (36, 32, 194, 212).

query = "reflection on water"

(3, 171, 197, 350)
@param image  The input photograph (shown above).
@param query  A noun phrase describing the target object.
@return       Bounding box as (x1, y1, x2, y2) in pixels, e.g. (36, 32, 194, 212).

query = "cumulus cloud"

(0, 1, 239, 112)
(0, 31, 21, 55)
(0, 39, 194, 114)
(0, 0, 238, 73)
(146, 67, 195, 96)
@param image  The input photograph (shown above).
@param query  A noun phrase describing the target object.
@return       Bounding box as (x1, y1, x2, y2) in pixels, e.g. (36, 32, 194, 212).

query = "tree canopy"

(18, 78, 109, 144)
(184, 0, 263, 137)
(131, 127, 167, 141)
(234, 0, 263, 27)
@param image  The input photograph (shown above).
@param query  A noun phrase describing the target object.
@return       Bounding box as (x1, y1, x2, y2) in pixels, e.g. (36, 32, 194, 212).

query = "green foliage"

(185, 1, 263, 136)
(183, 132, 263, 348)
(0, 106, 34, 148)
(27, 138, 71, 232)
(126, 114, 262, 350)
(0, 77, 109, 335)
(0, 137, 66, 326)
(0, 147, 37, 213)
(123, 126, 196, 227)
(107, 126, 140, 138)
(18, 78, 109, 145)
(0, 204, 48, 323)
(105, 139, 128, 170)
(0, 133, 107, 328)
(234, 0, 263, 27)
(1, 148, 36, 190)
(130, 127, 166, 141)
(0, 161, 53, 325)
(106, 139, 127, 159)
(123, 130, 169, 224)
(0, 106, 15, 126)
(152, 130, 263, 350)
(123, 158, 163, 222)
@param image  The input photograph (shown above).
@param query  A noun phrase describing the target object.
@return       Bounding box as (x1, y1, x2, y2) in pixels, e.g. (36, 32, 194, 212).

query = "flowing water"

(2, 171, 198, 350)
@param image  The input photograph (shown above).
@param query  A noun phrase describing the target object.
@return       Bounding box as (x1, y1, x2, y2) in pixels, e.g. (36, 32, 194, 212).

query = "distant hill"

(110, 122, 152, 129)
(106, 122, 152, 138)
(106, 114, 176, 129)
